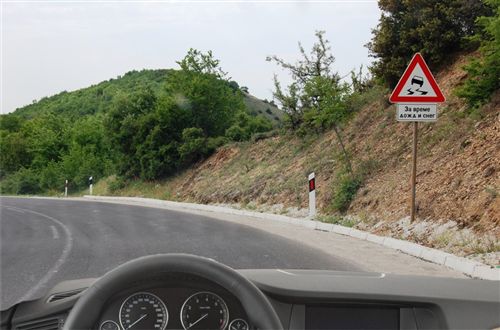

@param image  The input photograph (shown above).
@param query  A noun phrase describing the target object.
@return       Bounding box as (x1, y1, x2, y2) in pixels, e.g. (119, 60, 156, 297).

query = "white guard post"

(65, 179, 68, 197)
(89, 176, 93, 195)
(308, 172, 316, 218)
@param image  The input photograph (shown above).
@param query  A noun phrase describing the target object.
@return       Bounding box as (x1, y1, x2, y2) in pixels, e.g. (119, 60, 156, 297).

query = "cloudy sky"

(1, 1, 380, 114)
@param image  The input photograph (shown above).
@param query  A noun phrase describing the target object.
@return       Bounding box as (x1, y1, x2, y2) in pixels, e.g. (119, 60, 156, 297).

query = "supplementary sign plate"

(397, 104, 437, 122)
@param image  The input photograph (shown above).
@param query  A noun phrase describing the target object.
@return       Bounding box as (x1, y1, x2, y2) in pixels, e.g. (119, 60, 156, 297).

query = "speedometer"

(180, 291, 229, 330)
(119, 292, 168, 330)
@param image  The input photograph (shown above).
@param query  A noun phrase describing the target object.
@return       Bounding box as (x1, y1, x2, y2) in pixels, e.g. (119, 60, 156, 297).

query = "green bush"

(456, 0, 500, 109)
(109, 176, 127, 192)
(207, 136, 228, 151)
(0, 168, 42, 195)
(178, 127, 208, 164)
(225, 112, 272, 142)
(225, 125, 247, 142)
(331, 174, 362, 213)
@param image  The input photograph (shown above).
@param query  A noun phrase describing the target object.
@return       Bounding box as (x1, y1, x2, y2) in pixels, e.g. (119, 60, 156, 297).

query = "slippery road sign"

(389, 53, 445, 103)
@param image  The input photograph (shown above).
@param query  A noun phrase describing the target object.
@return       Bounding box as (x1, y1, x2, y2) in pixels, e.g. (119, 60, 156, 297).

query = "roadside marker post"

(389, 53, 445, 223)
(64, 180, 68, 197)
(89, 176, 93, 195)
(308, 172, 316, 218)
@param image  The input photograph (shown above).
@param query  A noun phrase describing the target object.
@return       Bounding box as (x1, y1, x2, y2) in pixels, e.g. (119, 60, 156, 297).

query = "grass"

(317, 214, 358, 227)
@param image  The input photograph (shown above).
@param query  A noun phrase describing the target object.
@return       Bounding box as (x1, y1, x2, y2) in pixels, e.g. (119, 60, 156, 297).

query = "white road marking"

(5, 206, 74, 303)
(276, 269, 296, 276)
(50, 225, 60, 239)
(3, 206, 25, 213)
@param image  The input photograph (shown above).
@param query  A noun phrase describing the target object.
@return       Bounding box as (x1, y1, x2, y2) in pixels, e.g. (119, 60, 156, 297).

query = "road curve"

(0, 197, 360, 309)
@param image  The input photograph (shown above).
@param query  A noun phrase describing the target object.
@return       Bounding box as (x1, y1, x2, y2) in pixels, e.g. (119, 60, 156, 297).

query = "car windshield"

(1, 0, 499, 311)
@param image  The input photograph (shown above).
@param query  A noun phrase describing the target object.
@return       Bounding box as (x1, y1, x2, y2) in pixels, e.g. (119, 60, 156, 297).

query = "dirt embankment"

(168, 54, 499, 232)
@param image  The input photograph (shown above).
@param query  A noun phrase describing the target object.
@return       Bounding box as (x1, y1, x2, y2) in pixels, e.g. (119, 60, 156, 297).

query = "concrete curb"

(82, 195, 499, 281)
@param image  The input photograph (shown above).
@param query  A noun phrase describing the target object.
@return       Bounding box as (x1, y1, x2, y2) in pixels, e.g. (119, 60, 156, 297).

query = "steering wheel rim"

(63, 254, 283, 330)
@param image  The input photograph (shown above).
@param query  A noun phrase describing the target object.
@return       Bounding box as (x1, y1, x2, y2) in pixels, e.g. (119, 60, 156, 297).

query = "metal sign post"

(308, 172, 316, 218)
(411, 122, 418, 223)
(389, 53, 445, 223)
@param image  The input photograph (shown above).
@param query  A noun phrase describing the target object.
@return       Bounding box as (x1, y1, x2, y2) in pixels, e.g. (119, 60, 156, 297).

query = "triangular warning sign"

(389, 53, 445, 103)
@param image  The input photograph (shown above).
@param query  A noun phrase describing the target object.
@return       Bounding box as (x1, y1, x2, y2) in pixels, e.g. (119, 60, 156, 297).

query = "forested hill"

(13, 69, 174, 119)
(12, 69, 282, 124)
(0, 51, 283, 194)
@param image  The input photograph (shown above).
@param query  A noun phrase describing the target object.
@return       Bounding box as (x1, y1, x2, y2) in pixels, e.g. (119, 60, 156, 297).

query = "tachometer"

(119, 292, 168, 330)
(180, 291, 229, 330)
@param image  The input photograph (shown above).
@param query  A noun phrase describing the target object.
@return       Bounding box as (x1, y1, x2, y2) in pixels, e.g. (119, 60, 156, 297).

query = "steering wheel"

(63, 254, 283, 330)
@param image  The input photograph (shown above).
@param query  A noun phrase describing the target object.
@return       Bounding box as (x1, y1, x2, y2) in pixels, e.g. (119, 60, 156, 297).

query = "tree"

(166, 50, 245, 137)
(178, 127, 208, 164)
(176, 48, 228, 79)
(456, 0, 500, 108)
(367, 0, 492, 87)
(105, 49, 254, 180)
(267, 31, 353, 175)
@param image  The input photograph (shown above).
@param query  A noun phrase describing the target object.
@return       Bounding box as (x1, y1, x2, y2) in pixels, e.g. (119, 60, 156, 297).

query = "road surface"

(0, 197, 359, 309)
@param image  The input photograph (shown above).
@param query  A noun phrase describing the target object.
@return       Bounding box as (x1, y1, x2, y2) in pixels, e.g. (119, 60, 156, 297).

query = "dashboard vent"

(15, 316, 63, 330)
(47, 288, 85, 303)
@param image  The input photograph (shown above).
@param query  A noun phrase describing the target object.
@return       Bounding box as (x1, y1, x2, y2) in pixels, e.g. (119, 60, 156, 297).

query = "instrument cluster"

(97, 286, 249, 330)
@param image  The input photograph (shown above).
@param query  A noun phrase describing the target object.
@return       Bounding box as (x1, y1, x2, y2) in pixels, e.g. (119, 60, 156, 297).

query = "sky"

(1, 0, 381, 114)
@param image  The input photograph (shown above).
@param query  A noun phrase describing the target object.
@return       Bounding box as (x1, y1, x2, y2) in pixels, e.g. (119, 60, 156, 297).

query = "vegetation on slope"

(97, 0, 499, 244)
(0, 50, 276, 194)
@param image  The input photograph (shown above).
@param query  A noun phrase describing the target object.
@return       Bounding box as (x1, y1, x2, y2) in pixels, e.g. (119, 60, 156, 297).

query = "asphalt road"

(0, 197, 360, 309)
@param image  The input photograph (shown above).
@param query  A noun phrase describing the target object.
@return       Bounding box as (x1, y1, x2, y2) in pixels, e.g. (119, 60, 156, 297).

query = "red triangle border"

(389, 53, 446, 103)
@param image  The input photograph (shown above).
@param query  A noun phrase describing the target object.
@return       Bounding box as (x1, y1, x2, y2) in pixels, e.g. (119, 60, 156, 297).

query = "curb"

(82, 195, 499, 281)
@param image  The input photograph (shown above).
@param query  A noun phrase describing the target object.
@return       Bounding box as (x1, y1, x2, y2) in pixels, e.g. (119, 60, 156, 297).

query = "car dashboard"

(2, 269, 499, 330)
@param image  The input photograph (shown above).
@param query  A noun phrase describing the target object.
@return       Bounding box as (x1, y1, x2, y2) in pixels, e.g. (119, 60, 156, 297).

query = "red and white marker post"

(308, 172, 316, 218)
(389, 53, 445, 223)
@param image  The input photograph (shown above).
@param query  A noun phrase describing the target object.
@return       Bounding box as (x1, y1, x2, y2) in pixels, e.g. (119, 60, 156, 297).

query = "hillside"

(0, 62, 284, 194)
(12, 69, 282, 124)
(102, 54, 499, 264)
(243, 93, 283, 125)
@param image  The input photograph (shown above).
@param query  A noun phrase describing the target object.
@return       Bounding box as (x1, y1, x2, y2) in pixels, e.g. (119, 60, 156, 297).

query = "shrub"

(1, 168, 42, 195)
(456, 0, 500, 109)
(331, 174, 362, 213)
(178, 127, 208, 164)
(109, 176, 127, 192)
(225, 125, 247, 142)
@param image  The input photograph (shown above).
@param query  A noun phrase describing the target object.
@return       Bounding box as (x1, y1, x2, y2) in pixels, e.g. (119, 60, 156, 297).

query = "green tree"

(176, 48, 228, 79)
(456, 0, 500, 108)
(267, 31, 354, 174)
(166, 50, 245, 137)
(367, 0, 492, 87)
(178, 127, 208, 165)
(0, 132, 31, 177)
